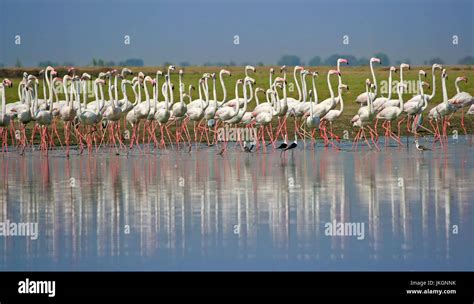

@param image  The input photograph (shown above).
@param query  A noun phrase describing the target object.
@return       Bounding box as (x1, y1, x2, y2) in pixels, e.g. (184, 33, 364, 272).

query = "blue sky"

(0, 0, 472, 66)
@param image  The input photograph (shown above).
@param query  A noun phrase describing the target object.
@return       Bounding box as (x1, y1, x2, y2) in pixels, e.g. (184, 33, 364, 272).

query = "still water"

(0, 139, 473, 271)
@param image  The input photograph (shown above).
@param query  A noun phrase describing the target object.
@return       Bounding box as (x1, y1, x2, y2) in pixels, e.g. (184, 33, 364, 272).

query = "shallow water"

(0, 137, 473, 271)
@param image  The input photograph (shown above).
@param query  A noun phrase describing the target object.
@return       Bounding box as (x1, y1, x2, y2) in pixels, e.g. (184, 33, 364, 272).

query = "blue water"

(0, 137, 473, 271)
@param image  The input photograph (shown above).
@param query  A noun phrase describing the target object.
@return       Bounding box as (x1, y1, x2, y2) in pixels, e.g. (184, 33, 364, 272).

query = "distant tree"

(105, 61, 115, 66)
(38, 60, 59, 67)
(428, 57, 445, 65)
(180, 61, 190, 67)
(15, 58, 22, 68)
(63, 61, 75, 67)
(458, 56, 474, 65)
(257, 62, 264, 67)
(356, 57, 369, 66)
(92, 58, 97, 66)
(423, 60, 428, 65)
(277, 55, 302, 66)
(373, 52, 390, 66)
(229, 61, 236, 66)
(308, 56, 321, 66)
(119, 58, 144, 66)
(161, 61, 172, 68)
(0, 63, 4, 68)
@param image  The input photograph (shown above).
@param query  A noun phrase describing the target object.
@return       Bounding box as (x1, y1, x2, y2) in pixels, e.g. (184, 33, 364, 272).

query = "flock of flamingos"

(0, 58, 473, 157)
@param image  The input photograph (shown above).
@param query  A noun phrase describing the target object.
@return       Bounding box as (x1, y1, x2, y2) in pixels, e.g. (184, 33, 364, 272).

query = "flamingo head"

(81, 73, 92, 81)
(189, 85, 195, 91)
(400, 63, 410, 70)
(38, 70, 45, 76)
(456, 76, 468, 83)
(433, 64, 443, 70)
(371, 57, 381, 64)
(2, 79, 13, 88)
(280, 65, 287, 72)
(338, 58, 349, 65)
(328, 69, 341, 76)
(236, 79, 244, 85)
(179, 69, 184, 76)
(421, 81, 430, 89)
(221, 69, 231, 77)
(168, 65, 176, 72)
(95, 78, 106, 86)
(121, 68, 133, 76)
(390, 66, 397, 73)
(274, 76, 286, 84)
(365, 78, 372, 86)
(67, 67, 76, 75)
(51, 69, 58, 77)
(245, 65, 256, 73)
(419, 70, 427, 78)
(256, 87, 265, 94)
(339, 83, 349, 91)
(156, 70, 163, 76)
(295, 66, 304, 71)
(312, 71, 319, 77)
(270, 68, 274, 74)
(244, 76, 256, 85)
(211, 73, 216, 80)
(442, 69, 448, 79)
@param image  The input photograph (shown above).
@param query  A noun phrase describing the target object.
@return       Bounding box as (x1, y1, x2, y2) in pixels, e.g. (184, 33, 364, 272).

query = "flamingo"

(154, 72, 175, 148)
(320, 83, 348, 146)
(352, 79, 378, 150)
(403, 71, 431, 135)
(373, 66, 397, 111)
(77, 76, 106, 153)
(428, 69, 456, 144)
(448, 76, 473, 134)
(0, 79, 13, 152)
(254, 78, 283, 151)
(374, 82, 408, 146)
(225, 77, 256, 148)
(355, 57, 381, 106)
(305, 70, 341, 143)
(405, 63, 443, 131)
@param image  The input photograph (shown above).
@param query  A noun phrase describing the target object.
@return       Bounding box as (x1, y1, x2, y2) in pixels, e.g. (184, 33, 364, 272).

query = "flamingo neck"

(387, 70, 393, 99)
(219, 72, 227, 106)
(429, 66, 437, 100)
(370, 61, 377, 96)
(293, 68, 302, 102)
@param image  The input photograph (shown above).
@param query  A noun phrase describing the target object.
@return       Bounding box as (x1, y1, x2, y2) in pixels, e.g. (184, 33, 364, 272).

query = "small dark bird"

(276, 142, 288, 150)
(276, 135, 288, 150)
(281, 134, 297, 156)
(244, 141, 255, 153)
(187, 145, 192, 153)
(217, 148, 225, 156)
(284, 141, 297, 151)
(414, 139, 430, 153)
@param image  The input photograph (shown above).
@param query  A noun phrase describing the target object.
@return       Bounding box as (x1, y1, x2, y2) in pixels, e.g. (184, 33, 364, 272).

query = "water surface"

(0, 138, 473, 271)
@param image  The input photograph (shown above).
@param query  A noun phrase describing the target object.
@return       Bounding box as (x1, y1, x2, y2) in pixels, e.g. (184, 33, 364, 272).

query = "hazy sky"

(0, 0, 472, 66)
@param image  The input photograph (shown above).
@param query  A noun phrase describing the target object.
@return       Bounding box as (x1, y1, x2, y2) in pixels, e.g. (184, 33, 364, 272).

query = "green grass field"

(1, 65, 473, 145)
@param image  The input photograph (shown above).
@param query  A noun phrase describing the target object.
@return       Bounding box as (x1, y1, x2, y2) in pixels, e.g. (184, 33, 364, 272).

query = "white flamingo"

(355, 57, 381, 106)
